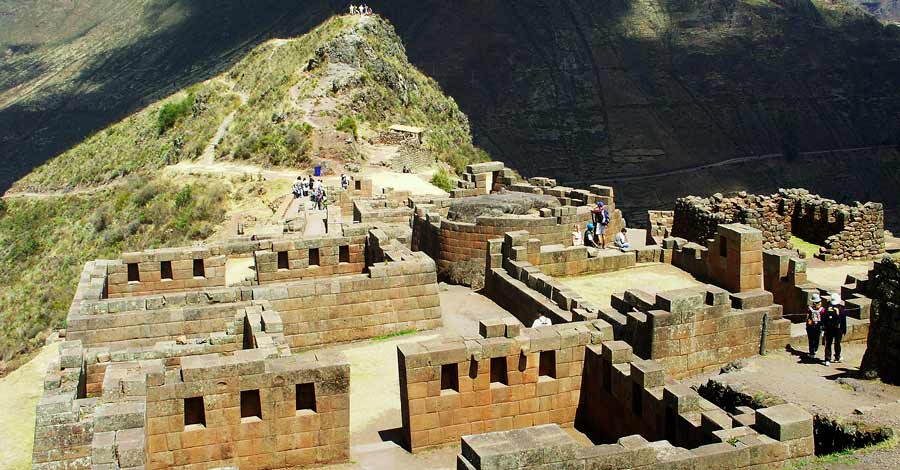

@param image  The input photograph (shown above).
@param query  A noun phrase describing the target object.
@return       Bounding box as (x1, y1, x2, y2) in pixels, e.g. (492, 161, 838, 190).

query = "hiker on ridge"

(822, 293, 847, 366)
(805, 292, 824, 360)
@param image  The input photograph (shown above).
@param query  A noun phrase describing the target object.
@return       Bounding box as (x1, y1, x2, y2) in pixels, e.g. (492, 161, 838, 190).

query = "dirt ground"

(0, 343, 58, 470)
(805, 259, 874, 292)
(559, 263, 704, 308)
(684, 344, 900, 469)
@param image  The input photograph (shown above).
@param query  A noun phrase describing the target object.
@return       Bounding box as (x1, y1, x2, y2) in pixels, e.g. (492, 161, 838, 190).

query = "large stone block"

(754, 404, 813, 442)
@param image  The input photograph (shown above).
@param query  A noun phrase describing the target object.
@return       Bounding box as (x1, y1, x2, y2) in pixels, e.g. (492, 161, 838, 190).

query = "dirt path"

(0, 343, 58, 470)
(602, 146, 894, 183)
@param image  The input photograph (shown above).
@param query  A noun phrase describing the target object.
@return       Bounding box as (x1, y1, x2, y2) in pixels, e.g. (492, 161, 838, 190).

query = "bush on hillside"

(336, 116, 358, 139)
(157, 93, 195, 135)
(430, 168, 454, 193)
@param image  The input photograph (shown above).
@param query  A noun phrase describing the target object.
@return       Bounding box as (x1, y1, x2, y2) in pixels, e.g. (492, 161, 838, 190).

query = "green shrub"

(157, 92, 195, 135)
(430, 168, 454, 193)
(174, 185, 193, 209)
(336, 116, 358, 138)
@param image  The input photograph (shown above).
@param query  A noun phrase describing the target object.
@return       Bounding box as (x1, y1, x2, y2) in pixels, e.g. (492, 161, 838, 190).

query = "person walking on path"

(805, 293, 824, 360)
(822, 293, 847, 366)
(592, 201, 611, 248)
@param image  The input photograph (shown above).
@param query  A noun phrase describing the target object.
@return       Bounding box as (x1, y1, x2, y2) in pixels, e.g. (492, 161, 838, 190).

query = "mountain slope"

(0, 13, 485, 368)
(374, 0, 900, 228)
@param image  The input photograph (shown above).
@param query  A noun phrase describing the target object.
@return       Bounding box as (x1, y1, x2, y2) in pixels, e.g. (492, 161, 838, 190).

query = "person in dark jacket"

(821, 293, 847, 366)
(805, 292, 824, 360)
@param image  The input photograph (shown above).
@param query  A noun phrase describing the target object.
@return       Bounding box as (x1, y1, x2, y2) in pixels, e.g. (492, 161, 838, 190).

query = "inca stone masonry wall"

(456, 340, 814, 470)
(861, 254, 900, 385)
(672, 189, 884, 261)
(397, 319, 615, 452)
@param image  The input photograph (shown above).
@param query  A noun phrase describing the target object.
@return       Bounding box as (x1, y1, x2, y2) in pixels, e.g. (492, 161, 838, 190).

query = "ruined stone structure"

(404, 335, 816, 468)
(481, 226, 791, 378)
(860, 255, 900, 385)
(34, 173, 883, 469)
(647, 210, 673, 246)
(673, 189, 885, 261)
(413, 161, 625, 276)
(397, 320, 613, 452)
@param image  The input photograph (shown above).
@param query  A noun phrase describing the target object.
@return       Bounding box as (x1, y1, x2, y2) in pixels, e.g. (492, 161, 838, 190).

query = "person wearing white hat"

(805, 292, 824, 360)
(821, 292, 847, 366)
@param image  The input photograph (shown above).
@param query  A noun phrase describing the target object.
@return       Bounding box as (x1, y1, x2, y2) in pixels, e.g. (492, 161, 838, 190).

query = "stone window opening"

(539, 350, 557, 380)
(719, 236, 728, 258)
(240, 389, 262, 423)
(309, 248, 321, 267)
(296, 383, 317, 414)
(339, 245, 351, 263)
(184, 396, 206, 429)
(193, 259, 205, 278)
(277, 251, 289, 270)
(632, 383, 643, 417)
(441, 363, 459, 394)
(127, 263, 140, 283)
(160, 261, 173, 281)
(490, 356, 508, 386)
(355, 180, 362, 191)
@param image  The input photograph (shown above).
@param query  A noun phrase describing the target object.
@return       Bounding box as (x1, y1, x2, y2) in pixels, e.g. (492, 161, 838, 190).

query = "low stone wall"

(457, 341, 815, 470)
(647, 210, 673, 246)
(254, 234, 367, 283)
(397, 320, 614, 452)
(66, 236, 442, 353)
(146, 351, 350, 469)
(861, 255, 900, 384)
(107, 248, 227, 298)
(668, 223, 764, 293)
(353, 198, 412, 225)
(672, 189, 885, 261)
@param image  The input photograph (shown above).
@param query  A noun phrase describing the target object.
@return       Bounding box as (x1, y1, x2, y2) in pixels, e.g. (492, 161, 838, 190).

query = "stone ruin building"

(32, 161, 896, 469)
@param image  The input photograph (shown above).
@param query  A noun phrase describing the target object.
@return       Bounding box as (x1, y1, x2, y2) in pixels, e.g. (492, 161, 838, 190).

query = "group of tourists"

(804, 292, 847, 366)
(292, 176, 328, 211)
(349, 4, 373, 16)
(571, 201, 630, 250)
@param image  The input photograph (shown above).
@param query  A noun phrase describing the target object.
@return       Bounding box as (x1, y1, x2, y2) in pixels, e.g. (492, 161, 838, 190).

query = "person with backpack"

(584, 224, 599, 248)
(805, 292, 824, 360)
(291, 176, 303, 199)
(592, 201, 611, 248)
(821, 293, 847, 366)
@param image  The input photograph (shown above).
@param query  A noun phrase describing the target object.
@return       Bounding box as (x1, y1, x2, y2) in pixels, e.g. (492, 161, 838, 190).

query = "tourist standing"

(822, 293, 847, 366)
(291, 176, 303, 199)
(805, 293, 824, 360)
(592, 201, 610, 248)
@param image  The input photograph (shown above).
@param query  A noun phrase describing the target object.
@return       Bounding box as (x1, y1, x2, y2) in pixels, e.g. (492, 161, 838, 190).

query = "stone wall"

(145, 352, 350, 469)
(672, 189, 885, 261)
(861, 255, 900, 385)
(414, 172, 627, 276)
(353, 197, 412, 225)
(397, 320, 614, 452)
(457, 341, 815, 470)
(605, 287, 791, 378)
(254, 234, 367, 283)
(647, 210, 673, 246)
(668, 223, 764, 293)
(66, 233, 442, 353)
(106, 248, 227, 298)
